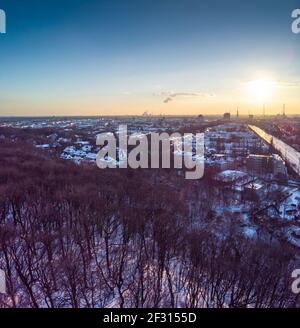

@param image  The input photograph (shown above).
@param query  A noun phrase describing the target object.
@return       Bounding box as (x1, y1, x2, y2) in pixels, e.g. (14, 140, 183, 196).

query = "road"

(248, 125, 300, 176)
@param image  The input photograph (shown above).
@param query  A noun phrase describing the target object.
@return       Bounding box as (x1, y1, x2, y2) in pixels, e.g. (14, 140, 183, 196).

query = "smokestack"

(283, 104, 286, 116)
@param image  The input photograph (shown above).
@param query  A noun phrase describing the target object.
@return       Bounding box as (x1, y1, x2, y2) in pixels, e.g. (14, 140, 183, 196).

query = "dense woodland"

(0, 138, 299, 308)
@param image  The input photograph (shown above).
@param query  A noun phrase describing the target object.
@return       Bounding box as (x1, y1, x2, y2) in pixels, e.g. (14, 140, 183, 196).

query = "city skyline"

(0, 0, 300, 116)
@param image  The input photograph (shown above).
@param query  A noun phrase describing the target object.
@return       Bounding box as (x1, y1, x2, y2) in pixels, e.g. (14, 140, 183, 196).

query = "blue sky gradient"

(0, 0, 299, 115)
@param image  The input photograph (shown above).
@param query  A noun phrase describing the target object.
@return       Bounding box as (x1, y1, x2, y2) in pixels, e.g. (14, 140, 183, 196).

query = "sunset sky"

(0, 0, 300, 116)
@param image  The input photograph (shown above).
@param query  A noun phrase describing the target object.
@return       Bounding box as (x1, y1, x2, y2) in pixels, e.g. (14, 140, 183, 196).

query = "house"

(215, 170, 252, 190)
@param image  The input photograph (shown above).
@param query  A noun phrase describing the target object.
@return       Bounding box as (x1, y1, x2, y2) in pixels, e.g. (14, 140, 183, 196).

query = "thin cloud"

(276, 81, 300, 88)
(239, 80, 300, 90)
(159, 92, 216, 103)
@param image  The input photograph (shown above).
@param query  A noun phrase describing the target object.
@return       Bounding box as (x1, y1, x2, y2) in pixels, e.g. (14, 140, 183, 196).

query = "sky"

(0, 0, 299, 116)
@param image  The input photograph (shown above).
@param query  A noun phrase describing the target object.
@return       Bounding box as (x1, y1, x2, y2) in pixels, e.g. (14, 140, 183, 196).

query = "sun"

(246, 79, 275, 103)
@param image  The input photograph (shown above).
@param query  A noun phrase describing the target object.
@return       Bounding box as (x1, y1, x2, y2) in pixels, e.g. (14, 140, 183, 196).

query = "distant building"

(272, 154, 288, 178)
(223, 112, 231, 121)
(198, 114, 204, 122)
(207, 154, 236, 172)
(247, 154, 272, 176)
(282, 104, 286, 117)
(247, 154, 287, 178)
(215, 170, 248, 184)
(214, 170, 252, 192)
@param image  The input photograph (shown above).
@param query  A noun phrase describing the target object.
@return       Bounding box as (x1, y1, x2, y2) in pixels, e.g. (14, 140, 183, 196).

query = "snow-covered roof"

(35, 144, 50, 149)
(216, 170, 248, 183)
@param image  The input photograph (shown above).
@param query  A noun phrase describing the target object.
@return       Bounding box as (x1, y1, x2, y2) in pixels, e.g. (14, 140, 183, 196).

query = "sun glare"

(246, 79, 275, 103)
